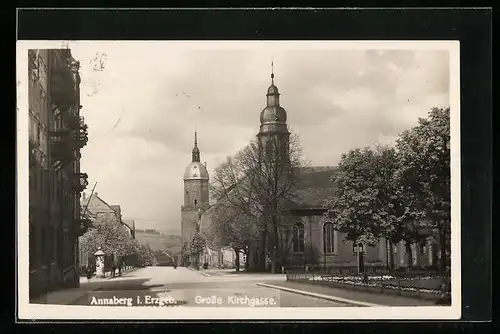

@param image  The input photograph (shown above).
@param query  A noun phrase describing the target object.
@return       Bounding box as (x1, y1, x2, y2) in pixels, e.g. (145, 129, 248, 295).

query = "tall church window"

(323, 222, 335, 254)
(292, 223, 304, 253)
(194, 199, 198, 207)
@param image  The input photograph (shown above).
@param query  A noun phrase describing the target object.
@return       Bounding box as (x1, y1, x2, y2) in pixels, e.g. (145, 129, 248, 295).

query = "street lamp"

(353, 243, 365, 275)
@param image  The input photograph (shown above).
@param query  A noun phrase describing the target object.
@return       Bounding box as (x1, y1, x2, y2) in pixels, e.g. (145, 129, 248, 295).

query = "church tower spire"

(257, 62, 290, 162)
(271, 60, 274, 85)
(267, 61, 280, 107)
(192, 131, 200, 162)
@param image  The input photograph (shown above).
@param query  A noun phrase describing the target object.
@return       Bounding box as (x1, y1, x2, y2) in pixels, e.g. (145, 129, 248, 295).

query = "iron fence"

(285, 265, 449, 302)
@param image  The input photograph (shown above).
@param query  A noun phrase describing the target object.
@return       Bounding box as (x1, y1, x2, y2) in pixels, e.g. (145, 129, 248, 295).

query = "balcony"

(73, 117, 89, 149)
(50, 55, 79, 108)
(72, 172, 89, 193)
(63, 111, 80, 130)
(49, 129, 74, 166)
(77, 218, 93, 236)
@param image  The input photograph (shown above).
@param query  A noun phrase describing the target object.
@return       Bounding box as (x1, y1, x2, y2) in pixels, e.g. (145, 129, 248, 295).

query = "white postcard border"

(16, 40, 461, 320)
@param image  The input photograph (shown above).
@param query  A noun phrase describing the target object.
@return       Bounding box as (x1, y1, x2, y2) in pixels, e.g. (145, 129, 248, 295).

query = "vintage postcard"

(16, 40, 461, 320)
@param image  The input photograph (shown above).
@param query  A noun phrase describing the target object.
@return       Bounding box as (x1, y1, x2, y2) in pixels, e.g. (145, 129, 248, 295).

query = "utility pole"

(81, 182, 97, 270)
(82, 182, 97, 217)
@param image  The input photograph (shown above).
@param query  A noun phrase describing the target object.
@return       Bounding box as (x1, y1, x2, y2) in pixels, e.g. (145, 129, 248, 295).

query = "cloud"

(70, 42, 451, 232)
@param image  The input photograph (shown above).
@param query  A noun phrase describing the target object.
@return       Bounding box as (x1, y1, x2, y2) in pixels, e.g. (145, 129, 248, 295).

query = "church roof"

(267, 84, 279, 95)
(184, 161, 209, 180)
(288, 166, 338, 210)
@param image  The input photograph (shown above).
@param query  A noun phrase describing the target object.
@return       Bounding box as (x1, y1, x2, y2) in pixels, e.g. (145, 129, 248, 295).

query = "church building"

(180, 132, 210, 265)
(181, 68, 440, 272)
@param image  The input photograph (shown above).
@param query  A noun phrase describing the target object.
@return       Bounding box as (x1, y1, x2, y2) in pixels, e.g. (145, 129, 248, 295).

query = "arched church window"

(194, 199, 198, 207)
(292, 223, 304, 253)
(323, 222, 335, 254)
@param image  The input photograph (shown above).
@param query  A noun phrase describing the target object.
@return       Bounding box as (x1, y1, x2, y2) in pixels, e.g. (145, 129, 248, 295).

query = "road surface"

(72, 267, 354, 307)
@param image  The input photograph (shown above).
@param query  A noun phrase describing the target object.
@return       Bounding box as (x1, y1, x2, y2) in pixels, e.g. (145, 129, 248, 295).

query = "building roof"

(202, 165, 338, 217)
(184, 161, 210, 180)
(110, 205, 121, 216)
(288, 166, 338, 210)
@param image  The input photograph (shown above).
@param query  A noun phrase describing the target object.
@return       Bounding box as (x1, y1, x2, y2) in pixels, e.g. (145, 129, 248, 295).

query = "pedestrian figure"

(86, 265, 92, 279)
(111, 263, 116, 278)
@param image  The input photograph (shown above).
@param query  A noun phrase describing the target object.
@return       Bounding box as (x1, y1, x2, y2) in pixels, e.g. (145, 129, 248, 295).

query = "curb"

(256, 283, 383, 307)
(186, 267, 211, 277)
(106, 267, 138, 279)
(67, 268, 138, 304)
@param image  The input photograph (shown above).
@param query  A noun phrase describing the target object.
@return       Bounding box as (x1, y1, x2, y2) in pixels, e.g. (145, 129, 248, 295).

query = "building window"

(194, 199, 198, 207)
(292, 223, 304, 253)
(323, 222, 335, 254)
(29, 52, 39, 82)
(53, 225, 58, 263)
(29, 223, 36, 269)
(41, 226, 47, 265)
(47, 227, 53, 263)
(37, 123, 41, 144)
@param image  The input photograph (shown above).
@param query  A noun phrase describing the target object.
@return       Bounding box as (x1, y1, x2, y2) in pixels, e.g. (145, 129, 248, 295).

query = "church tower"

(181, 131, 209, 250)
(257, 62, 290, 162)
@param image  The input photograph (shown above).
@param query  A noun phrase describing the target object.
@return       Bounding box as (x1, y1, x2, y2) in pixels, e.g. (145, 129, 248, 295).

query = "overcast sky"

(68, 42, 450, 233)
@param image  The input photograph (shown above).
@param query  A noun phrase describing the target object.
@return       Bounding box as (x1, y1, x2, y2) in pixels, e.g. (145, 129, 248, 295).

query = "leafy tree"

(137, 243, 155, 266)
(203, 201, 260, 271)
(188, 232, 206, 269)
(324, 146, 404, 272)
(325, 147, 387, 246)
(211, 133, 306, 272)
(79, 214, 139, 261)
(395, 107, 451, 272)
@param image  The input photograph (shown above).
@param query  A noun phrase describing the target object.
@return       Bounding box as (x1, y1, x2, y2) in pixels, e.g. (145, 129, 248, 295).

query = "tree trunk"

(258, 225, 267, 272)
(234, 248, 240, 272)
(244, 250, 250, 270)
(385, 239, 390, 270)
(415, 243, 422, 269)
(357, 246, 365, 275)
(439, 223, 448, 273)
(406, 242, 413, 271)
(271, 216, 279, 274)
(389, 242, 395, 271)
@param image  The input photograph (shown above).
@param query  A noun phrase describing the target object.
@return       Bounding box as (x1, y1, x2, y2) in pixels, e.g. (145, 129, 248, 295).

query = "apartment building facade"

(28, 49, 90, 298)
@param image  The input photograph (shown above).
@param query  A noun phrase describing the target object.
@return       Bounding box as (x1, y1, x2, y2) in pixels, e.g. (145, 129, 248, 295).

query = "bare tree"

(211, 133, 306, 272)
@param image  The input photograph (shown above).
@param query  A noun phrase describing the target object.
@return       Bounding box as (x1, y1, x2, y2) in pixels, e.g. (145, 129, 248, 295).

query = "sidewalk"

(31, 267, 138, 305)
(259, 281, 437, 306)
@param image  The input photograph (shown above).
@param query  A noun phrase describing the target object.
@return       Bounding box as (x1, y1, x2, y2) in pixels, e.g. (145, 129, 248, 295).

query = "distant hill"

(135, 230, 182, 258)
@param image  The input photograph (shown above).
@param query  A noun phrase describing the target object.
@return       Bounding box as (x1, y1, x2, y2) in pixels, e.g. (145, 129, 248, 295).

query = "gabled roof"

(205, 165, 338, 215)
(82, 193, 124, 220)
(110, 205, 121, 216)
(287, 166, 338, 209)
